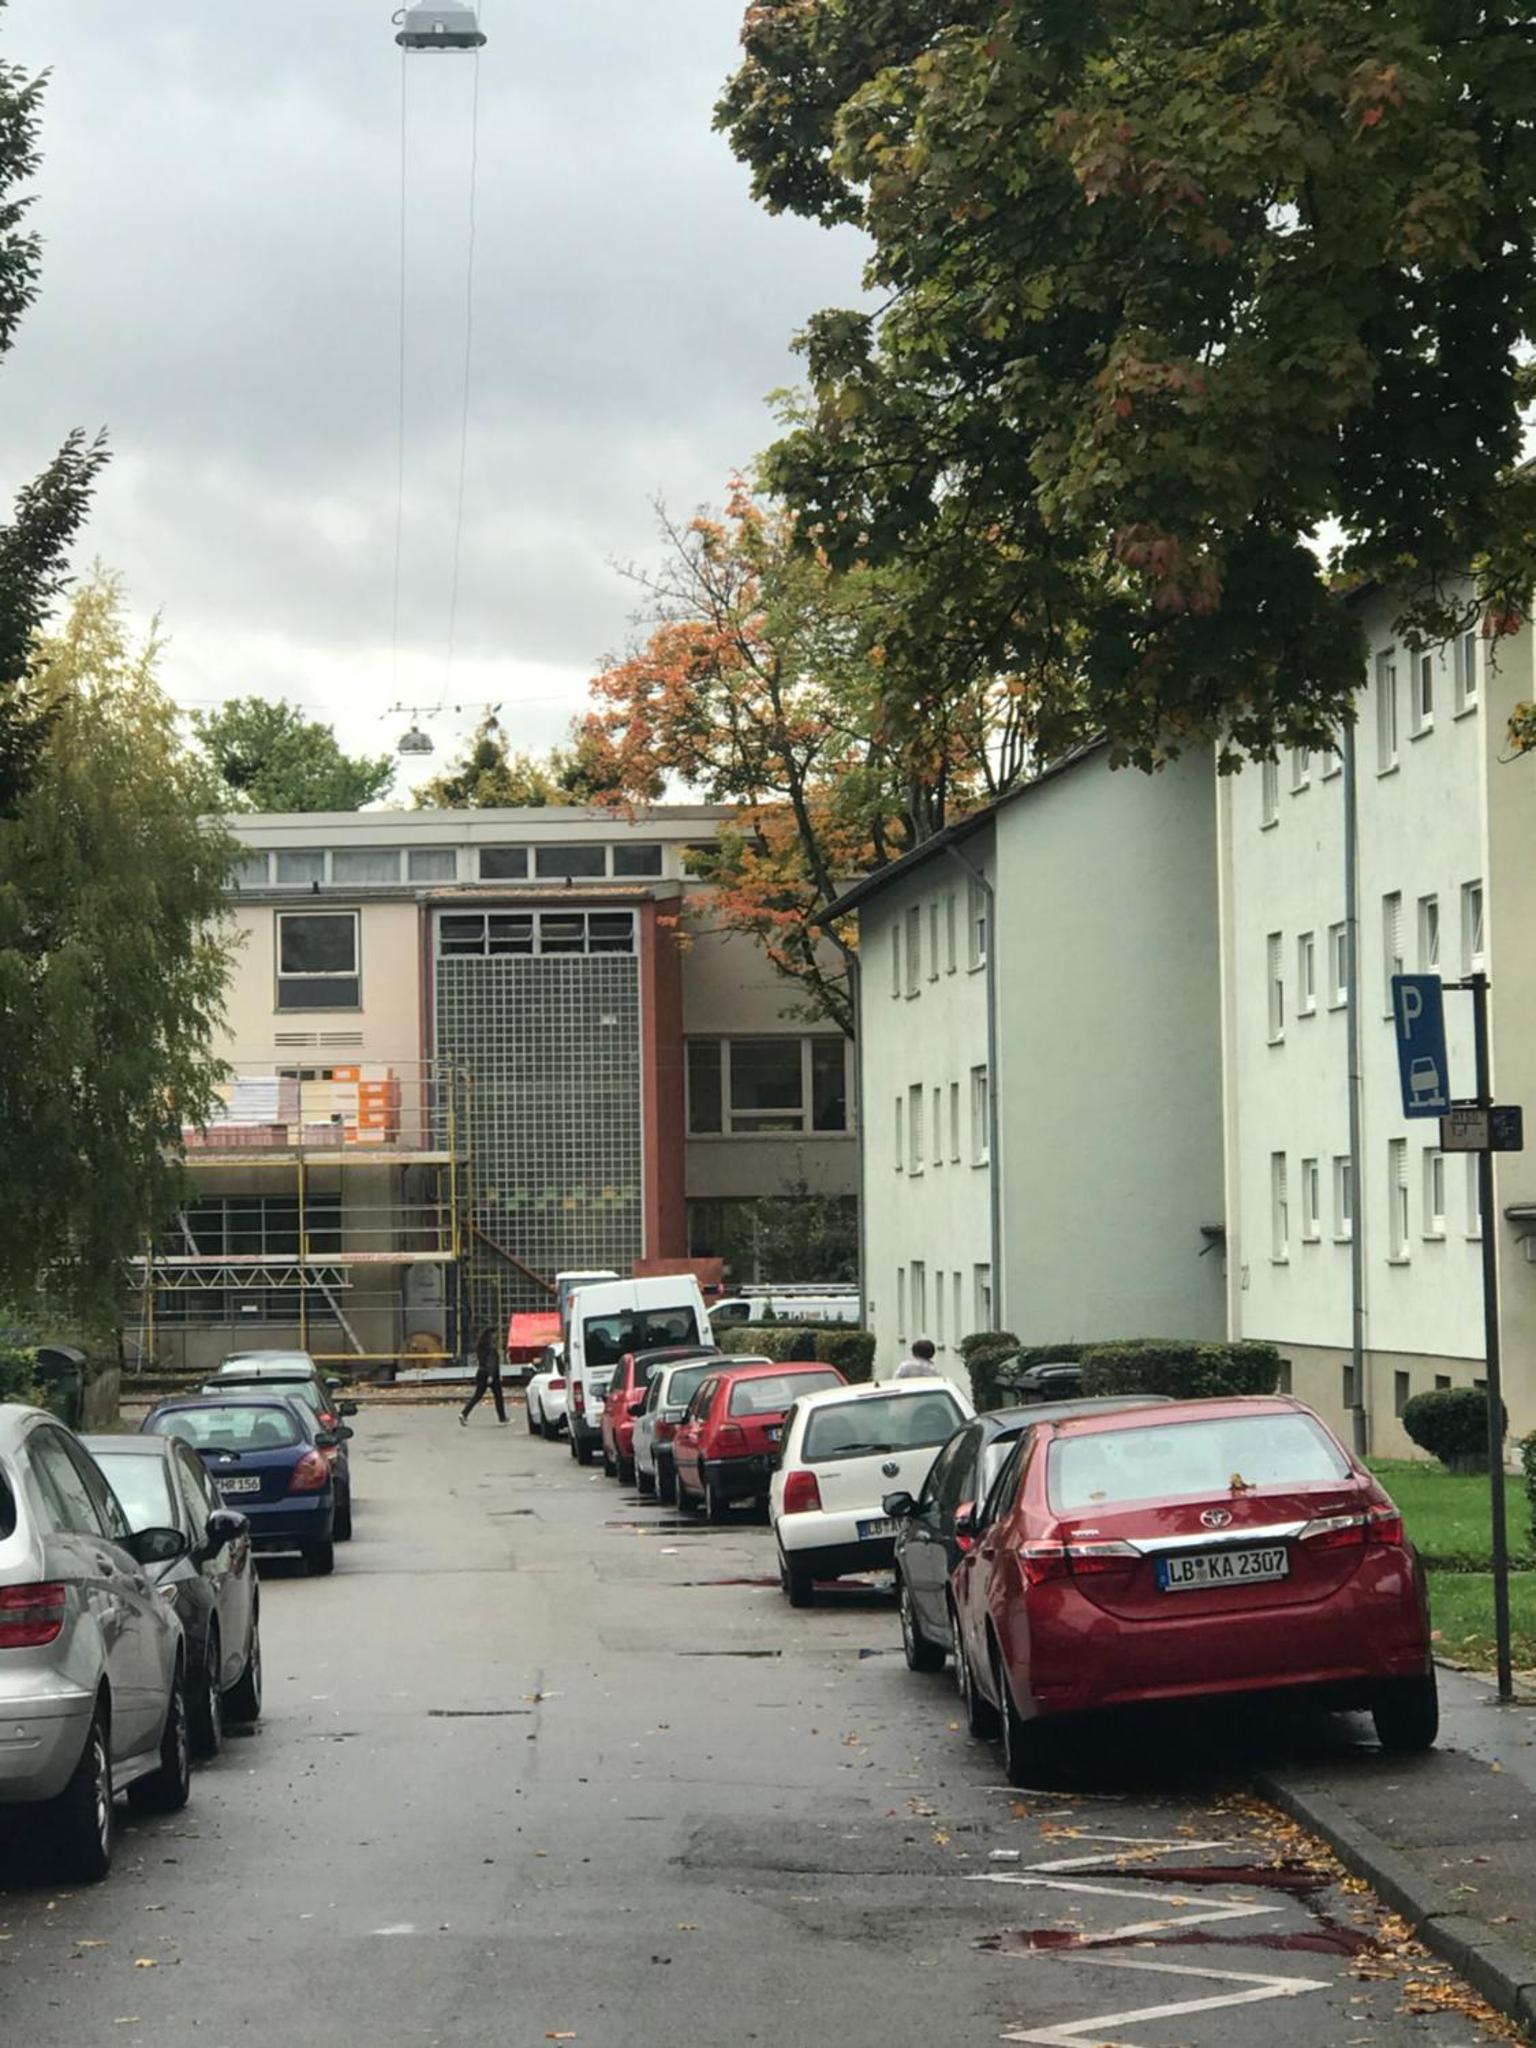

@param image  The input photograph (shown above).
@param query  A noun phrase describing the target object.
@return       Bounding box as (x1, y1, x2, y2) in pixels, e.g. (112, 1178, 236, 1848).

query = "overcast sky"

(0, 0, 866, 792)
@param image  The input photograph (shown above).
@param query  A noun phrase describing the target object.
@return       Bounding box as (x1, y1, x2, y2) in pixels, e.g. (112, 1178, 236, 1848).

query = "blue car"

(140, 1395, 337, 1577)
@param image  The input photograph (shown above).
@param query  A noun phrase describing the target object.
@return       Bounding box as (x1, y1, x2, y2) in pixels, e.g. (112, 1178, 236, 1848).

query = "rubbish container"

(33, 1345, 88, 1429)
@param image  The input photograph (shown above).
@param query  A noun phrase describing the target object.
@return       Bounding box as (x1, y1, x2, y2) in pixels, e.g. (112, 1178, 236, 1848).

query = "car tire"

(619, 1455, 635, 1485)
(636, 1461, 656, 1498)
(305, 1540, 336, 1577)
(577, 1435, 599, 1467)
(657, 1458, 677, 1507)
(45, 1703, 114, 1883)
(703, 1471, 730, 1523)
(189, 1626, 224, 1760)
(955, 1612, 999, 1740)
(898, 1570, 946, 1674)
(128, 1665, 192, 1815)
(226, 1614, 262, 1723)
(1372, 1672, 1439, 1753)
(334, 1490, 353, 1543)
(992, 1639, 1046, 1786)
(526, 1399, 540, 1435)
(602, 1439, 617, 1478)
(568, 1429, 580, 1461)
(779, 1542, 814, 1607)
(542, 1415, 559, 1442)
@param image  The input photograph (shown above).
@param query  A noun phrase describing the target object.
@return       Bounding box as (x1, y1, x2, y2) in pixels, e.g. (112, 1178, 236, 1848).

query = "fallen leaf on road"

(677, 1923, 698, 1932)
(546, 2033, 576, 2040)
(132, 1959, 157, 1969)
(75, 1940, 110, 1950)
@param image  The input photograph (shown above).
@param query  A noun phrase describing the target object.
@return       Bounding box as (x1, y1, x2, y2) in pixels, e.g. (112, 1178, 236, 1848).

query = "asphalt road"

(0, 1409, 1509, 2047)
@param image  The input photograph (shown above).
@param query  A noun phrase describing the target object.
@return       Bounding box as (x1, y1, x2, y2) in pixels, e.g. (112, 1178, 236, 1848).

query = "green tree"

(719, 1, 1536, 767)
(0, 10, 109, 810)
(193, 697, 395, 812)
(413, 712, 609, 810)
(0, 573, 235, 1326)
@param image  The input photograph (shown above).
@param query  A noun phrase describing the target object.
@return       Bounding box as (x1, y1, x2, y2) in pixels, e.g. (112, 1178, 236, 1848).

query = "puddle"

(675, 1577, 781, 1589)
(606, 1520, 714, 1534)
(675, 1649, 782, 1659)
(427, 1708, 534, 1719)
(979, 1920, 1377, 1958)
(1105, 1862, 1327, 1894)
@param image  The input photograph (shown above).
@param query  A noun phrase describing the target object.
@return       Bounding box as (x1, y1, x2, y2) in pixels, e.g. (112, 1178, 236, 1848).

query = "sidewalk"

(1262, 1666, 1536, 2030)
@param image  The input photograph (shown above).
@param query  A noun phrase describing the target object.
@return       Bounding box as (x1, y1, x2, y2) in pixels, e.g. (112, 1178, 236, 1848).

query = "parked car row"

(1, 1349, 359, 1882)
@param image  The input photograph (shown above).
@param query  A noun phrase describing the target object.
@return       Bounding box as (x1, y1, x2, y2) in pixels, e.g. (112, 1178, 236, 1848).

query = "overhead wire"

(437, 33, 483, 715)
(390, 41, 410, 697)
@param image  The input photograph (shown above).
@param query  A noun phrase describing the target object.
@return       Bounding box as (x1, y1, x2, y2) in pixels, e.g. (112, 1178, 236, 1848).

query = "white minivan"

(564, 1274, 710, 1466)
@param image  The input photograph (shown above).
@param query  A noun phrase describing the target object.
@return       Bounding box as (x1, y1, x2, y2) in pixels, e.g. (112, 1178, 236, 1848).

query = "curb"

(1257, 1769, 1536, 2034)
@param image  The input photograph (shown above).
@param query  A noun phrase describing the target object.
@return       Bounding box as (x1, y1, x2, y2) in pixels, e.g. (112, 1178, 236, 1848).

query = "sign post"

(1466, 972, 1512, 1705)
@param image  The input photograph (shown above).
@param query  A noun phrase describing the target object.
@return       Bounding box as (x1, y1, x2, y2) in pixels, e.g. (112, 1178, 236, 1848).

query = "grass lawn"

(1426, 1572, 1536, 1673)
(1367, 1457, 1532, 1568)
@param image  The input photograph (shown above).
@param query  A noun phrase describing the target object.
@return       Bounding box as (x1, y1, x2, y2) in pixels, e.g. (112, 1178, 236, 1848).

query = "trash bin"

(33, 1345, 88, 1429)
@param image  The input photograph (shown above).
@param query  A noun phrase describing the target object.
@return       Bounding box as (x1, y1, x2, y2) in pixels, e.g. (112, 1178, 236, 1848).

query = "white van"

(565, 1273, 710, 1465)
(710, 1290, 860, 1330)
(555, 1269, 619, 1343)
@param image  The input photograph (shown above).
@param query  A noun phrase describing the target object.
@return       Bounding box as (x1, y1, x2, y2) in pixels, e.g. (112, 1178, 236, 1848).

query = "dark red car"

(673, 1361, 846, 1520)
(949, 1396, 1435, 1785)
(600, 1344, 719, 1483)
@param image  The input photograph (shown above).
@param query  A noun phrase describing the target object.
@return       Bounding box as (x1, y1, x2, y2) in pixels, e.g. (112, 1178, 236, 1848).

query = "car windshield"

(729, 1370, 842, 1417)
(148, 1405, 304, 1452)
(583, 1307, 703, 1367)
(801, 1389, 964, 1460)
(92, 1452, 177, 1531)
(1048, 1413, 1350, 1512)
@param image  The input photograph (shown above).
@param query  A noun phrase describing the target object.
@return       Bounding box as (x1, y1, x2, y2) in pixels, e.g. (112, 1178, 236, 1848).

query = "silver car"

(0, 1404, 191, 1880)
(633, 1354, 769, 1504)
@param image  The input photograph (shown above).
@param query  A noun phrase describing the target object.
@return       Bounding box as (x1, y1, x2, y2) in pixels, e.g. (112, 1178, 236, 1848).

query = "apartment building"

(829, 747, 1226, 1381)
(139, 806, 856, 1371)
(1221, 596, 1536, 1449)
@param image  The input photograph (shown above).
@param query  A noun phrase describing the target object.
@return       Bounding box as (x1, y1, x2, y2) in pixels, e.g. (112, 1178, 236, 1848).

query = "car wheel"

(992, 1639, 1046, 1786)
(898, 1571, 946, 1674)
(189, 1626, 224, 1760)
(542, 1415, 559, 1442)
(334, 1489, 353, 1543)
(955, 1614, 999, 1741)
(636, 1461, 656, 1498)
(619, 1455, 635, 1485)
(602, 1439, 617, 1478)
(657, 1457, 677, 1507)
(226, 1615, 262, 1723)
(526, 1398, 540, 1435)
(305, 1540, 336, 1577)
(129, 1664, 192, 1815)
(578, 1436, 600, 1467)
(778, 1540, 814, 1606)
(568, 1429, 580, 1461)
(45, 1703, 113, 1882)
(1372, 1672, 1439, 1753)
(703, 1471, 730, 1523)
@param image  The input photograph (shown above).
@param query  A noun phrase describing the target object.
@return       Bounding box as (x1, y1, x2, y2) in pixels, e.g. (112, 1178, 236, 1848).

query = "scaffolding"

(126, 1061, 471, 1372)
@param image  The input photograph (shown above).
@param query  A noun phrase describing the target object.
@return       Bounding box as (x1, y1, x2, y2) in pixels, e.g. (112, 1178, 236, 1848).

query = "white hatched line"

(1020, 1834, 1236, 1873)
(967, 1871, 1281, 1942)
(1000, 1955, 1327, 2046)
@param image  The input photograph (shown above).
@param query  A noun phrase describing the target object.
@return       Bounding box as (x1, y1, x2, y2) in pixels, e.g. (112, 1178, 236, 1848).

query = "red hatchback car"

(673, 1361, 846, 1520)
(950, 1396, 1435, 1784)
(600, 1344, 719, 1483)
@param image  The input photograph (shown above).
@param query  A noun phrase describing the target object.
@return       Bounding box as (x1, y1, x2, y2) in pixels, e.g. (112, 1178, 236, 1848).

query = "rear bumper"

(779, 1505, 897, 1560)
(776, 1531, 896, 1579)
(700, 1455, 774, 1502)
(0, 1689, 94, 1805)
(245, 1497, 335, 1552)
(569, 1412, 601, 1449)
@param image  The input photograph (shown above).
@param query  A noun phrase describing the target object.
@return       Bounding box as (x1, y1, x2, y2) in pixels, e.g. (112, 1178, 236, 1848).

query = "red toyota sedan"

(949, 1396, 1435, 1784)
(672, 1361, 846, 1520)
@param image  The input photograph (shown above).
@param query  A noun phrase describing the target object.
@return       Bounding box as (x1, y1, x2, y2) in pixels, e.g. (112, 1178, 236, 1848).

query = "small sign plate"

(1441, 1105, 1526, 1153)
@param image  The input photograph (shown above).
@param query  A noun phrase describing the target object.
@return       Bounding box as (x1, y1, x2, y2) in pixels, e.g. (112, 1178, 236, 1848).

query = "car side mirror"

(325, 1376, 344, 1391)
(339, 1400, 360, 1417)
(882, 1490, 917, 1520)
(335, 1425, 355, 1441)
(205, 1508, 248, 1553)
(126, 1525, 188, 1568)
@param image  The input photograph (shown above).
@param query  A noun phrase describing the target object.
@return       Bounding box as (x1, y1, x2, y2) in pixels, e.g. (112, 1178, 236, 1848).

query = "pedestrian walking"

(460, 1326, 507, 1425)
(892, 1337, 939, 1380)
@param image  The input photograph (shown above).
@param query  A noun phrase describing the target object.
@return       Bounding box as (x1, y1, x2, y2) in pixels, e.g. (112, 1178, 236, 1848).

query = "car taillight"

(1021, 1540, 1138, 1587)
(318, 1411, 338, 1431)
(954, 1501, 975, 1553)
(0, 1582, 66, 1648)
(1299, 1511, 1372, 1550)
(572, 1384, 585, 1413)
(549, 1377, 565, 1391)
(656, 1418, 676, 1442)
(715, 1423, 746, 1452)
(782, 1470, 822, 1514)
(1367, 1505, 1405, 1547)
(288, 1449, 330, 1494)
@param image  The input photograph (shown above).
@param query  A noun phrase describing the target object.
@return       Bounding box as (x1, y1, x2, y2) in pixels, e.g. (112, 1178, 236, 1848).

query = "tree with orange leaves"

(579, 485, 1030, 1031)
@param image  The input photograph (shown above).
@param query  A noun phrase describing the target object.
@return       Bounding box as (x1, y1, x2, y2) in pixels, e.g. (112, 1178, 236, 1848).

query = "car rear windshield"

(583, 1307, 703, 1367)
(0, 1468, 15, 1540)
(1048, 1413, 1350, 1513)
(729, 1370, 842, 1418)
(214, 1375, 322, 1413)
(92, 1451, 176, 1532)
(148, 1405, 304, 1451)
(802, 1389, 964, 1460)
(662, 1363, 717, 1411)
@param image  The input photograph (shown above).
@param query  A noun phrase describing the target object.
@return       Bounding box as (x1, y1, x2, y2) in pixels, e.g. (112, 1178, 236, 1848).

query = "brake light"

(782, 1470, 822, 1514)
(715, 1423, 746, 1452)
(549, 1377, 565, 1391)
(1021, 1540, 1139, 1587)
(1299, 1512, 1369, 1550)
(0, 1582, 66, 1648)
(318, 1411, 338, 1431)
(572, 1384, 585, 1413)
(954, 1502, 976, 1553)
(655, 1418, 676, 1443)
(1367, 1504, 1405, 1547)
(288, 1449, 330, 1494)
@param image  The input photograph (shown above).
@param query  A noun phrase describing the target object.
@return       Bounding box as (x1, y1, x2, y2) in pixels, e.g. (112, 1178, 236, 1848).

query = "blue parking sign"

(1391, 975, 1450, 1118)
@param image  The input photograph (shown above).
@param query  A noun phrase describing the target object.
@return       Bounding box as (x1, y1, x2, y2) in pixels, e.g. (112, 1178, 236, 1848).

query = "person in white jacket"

(892, 1338, 939, 1380)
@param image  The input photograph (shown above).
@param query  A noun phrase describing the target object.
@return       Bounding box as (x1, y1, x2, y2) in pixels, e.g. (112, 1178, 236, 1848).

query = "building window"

(1411, 650, 1434, 735)
(1467, 1154, 1483, 1239)
(891, 924, 902, 1000)
(911, 1259, 927, 1335)
(1300, 1157, 1320, 1242)
(685, 1036, 849, 1136)
(931, 1086, 943, 1168)
(534, 843, 606, 881)
(927, 901, 940, 981)
(612, 844, 663, 878)
(897, 1265, 907, 1339)
(1388, 1138, 1410, 1260)
(478, 846, 529, 881)
(331, 848, 403, 886)
(945, 893, 957, 974)
(1270, 1153, 1289, 1262)
(276, 912, 359, 1010)
(908, 1084, 925, 1174)
(970, 1065, 990, 1165)
(1417, 893, 1440, 971)
(436, 909, 634, 957)
(1342, 1362, 1358, 1409)
(894, 1094, 905, 1173)
(1297, 931, 1317, 1017)
(1266, 932, 1285, 1042)
(1462, 879, 1486, 972)
(1394, 1370, 1411, 1419)
(1260, 757, 1279, 827)
(1455, 629, 1480, 715)
(1291, 747, 1311, 792)
(275, 849, 326, 887)
(232, 851, 271, 889)
(1435, 1373, 1452, 1391)
(952, 1269, 963, 1344)
(407, 847, 456, 883)
(1382, 892, 1403, 1014)
(1424, 1149, 1446, 1238)
(949, 1080, 961, 1163)
(1321, 744, 1343, 781)
(968, 880, 989, 970)
(934, 1268, 946, 1348)
(1376, 648, 1399, 771)
(973, 1262, 993, 1329)
(1328, 921, 1349, 1008)
(905, 904, 922, 994)
(1333, 1154, 1354, 1241)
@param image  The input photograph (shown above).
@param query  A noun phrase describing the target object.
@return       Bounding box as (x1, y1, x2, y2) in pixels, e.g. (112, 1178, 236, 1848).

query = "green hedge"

(0, 1344, 37, 1405)
(716, 1324, 876, 1384)
(1078, 1340, 1283, 1400)
(1401, 1387, 1504, 1471)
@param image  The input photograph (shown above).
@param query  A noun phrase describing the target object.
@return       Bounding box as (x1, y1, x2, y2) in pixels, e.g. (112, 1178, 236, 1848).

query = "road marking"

(1020, 1834, 1237, 1873)
(999, 1955, 1327, 2046)
(968, 1870, 1281, 1942)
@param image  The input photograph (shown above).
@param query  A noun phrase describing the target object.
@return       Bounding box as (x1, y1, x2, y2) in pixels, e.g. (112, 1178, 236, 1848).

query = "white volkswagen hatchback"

(770, 1378, 973, 1606)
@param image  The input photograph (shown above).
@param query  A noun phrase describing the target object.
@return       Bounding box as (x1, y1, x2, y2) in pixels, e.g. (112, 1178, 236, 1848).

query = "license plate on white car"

(218, 1476, 261, 1496)
(1157, 1545, 1288, 1592)
(858, 1516, 898, 1541)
